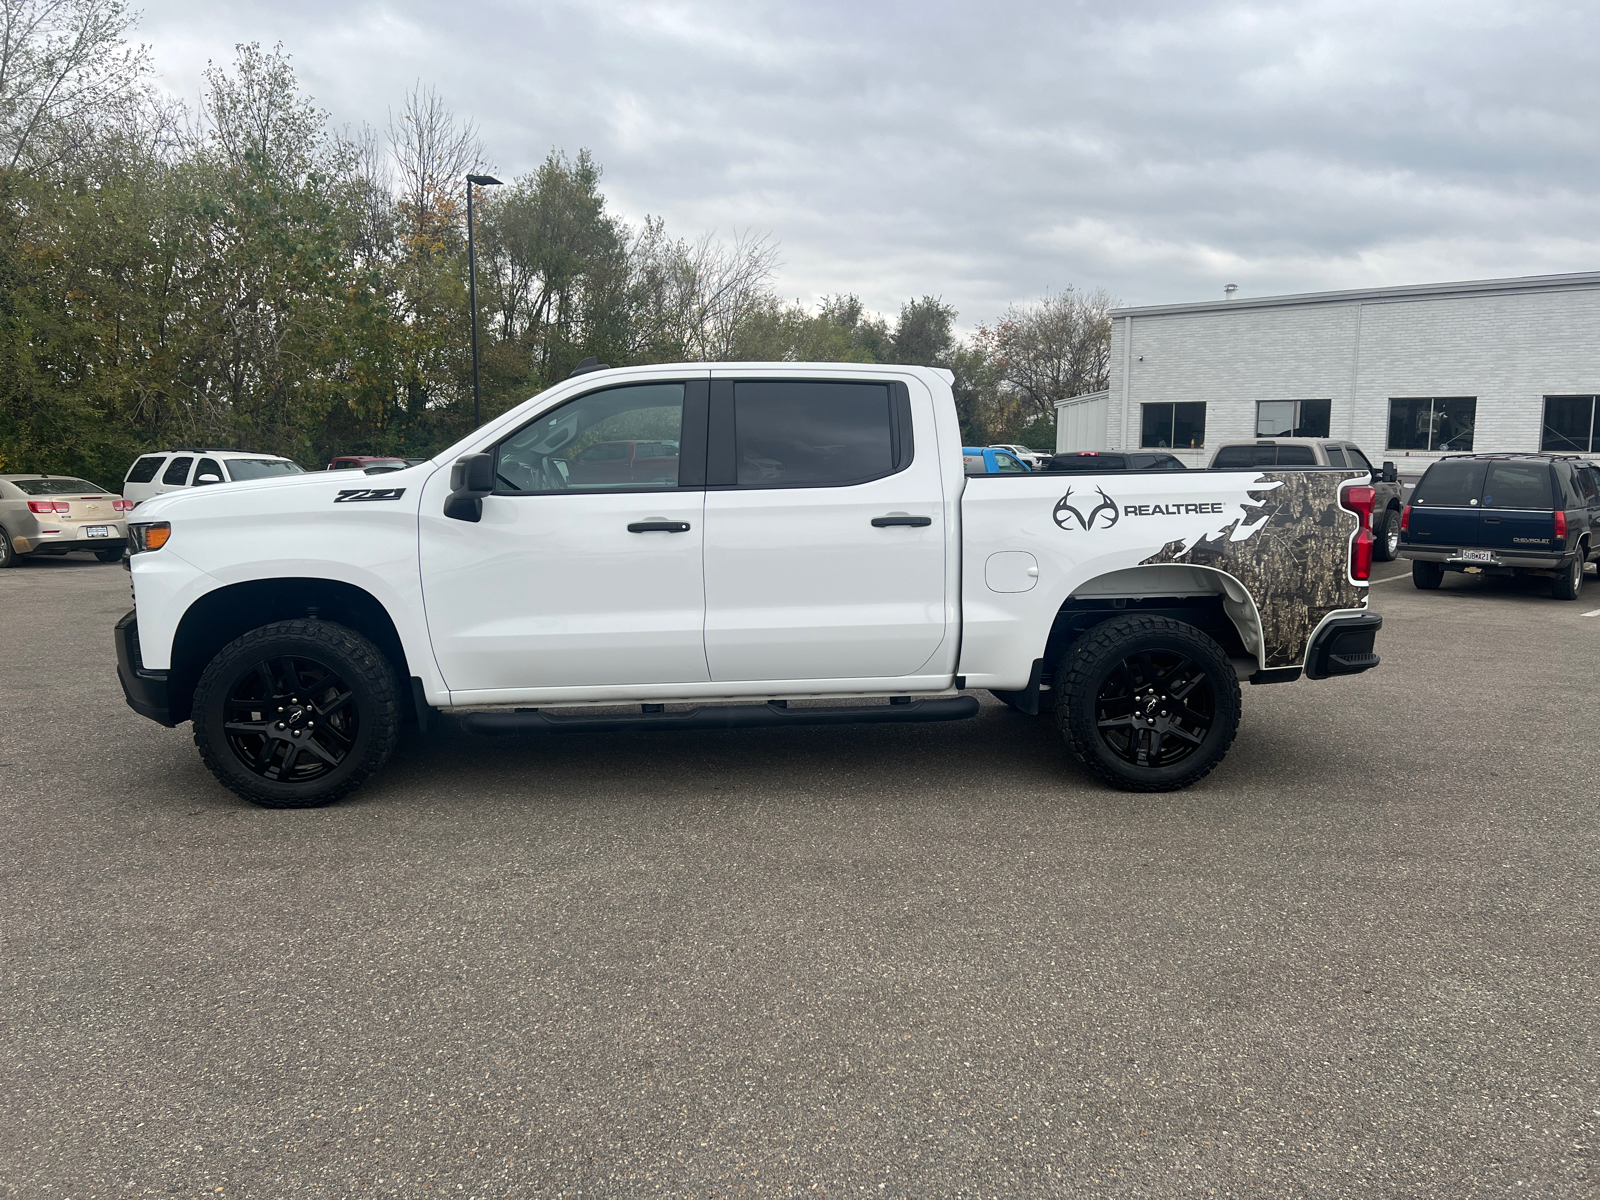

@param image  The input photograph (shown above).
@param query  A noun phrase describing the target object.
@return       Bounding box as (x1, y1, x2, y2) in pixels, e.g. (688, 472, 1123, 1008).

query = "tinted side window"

(1212, 445, 1275, 469)
(1323, 444, 1347, 467)
(162, 456, 194, 485)
(1582, 468, 1600, 504)
(733, 381, 894, 488)
(1275, 445, 1316, 465)
(496, 383, 685, 494)
(1412, 460, 1487, 506)
(1346, 446, 1374, 472)
(1129, 454, 1156, 469)
(126, 455, 164, 484)
(195, 458, 224, 484)
(1482, 463, 1553, 509)
(1045, 455, 1126, 471)
(1157, 455, 1186, 470)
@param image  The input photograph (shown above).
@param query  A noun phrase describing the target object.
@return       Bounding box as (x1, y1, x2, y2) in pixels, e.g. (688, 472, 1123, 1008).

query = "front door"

(419, 378, 711, 694)
(701, 375, 948, 683)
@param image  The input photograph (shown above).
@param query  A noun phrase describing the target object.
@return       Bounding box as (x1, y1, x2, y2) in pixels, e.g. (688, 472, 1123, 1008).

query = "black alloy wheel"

(192, 619, 401, 807)
(222, 654, 358, 783)
(1091, 648, 1215, 770)
(1055, 615, 1241, 792)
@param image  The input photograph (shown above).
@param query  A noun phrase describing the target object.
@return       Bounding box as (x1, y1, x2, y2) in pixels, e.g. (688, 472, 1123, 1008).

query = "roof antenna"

(568, 357, 609, 377)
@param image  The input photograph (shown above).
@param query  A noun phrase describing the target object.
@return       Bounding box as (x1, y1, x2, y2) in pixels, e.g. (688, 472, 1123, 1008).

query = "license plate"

(85, 525, 109, 538)
(1459, 548, 1494, 562)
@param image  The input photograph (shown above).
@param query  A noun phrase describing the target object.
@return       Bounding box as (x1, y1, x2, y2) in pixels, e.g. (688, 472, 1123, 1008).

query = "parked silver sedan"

(0, 475, 132, 566)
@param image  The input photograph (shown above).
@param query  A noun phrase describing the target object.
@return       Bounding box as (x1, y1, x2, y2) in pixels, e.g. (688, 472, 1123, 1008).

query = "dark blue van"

(1398, 453, 1600, 600)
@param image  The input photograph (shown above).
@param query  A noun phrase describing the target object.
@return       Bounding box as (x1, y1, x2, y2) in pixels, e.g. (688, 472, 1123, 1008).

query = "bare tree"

(622, 224, 780, 362)
(976, 287, 1115, 420)
(387, 83, 483, 248)
(0, 0, 150, 170)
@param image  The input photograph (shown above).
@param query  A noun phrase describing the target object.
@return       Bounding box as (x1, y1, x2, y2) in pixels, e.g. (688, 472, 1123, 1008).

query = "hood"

(133, 460, 443, 521)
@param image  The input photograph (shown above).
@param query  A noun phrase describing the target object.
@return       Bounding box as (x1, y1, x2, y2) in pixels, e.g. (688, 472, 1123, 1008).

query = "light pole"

(466, 173, 503, 428)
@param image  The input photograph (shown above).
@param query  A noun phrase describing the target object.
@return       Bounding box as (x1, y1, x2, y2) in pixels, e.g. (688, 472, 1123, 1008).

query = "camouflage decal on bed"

(1139, 470, 1369, 668)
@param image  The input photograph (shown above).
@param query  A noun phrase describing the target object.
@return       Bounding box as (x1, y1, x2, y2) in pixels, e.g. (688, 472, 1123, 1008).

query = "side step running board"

(460, 696, 980, 737)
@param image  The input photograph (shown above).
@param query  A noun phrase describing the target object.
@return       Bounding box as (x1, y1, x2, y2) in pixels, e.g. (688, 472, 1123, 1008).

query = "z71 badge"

(334, 488, 406, 503)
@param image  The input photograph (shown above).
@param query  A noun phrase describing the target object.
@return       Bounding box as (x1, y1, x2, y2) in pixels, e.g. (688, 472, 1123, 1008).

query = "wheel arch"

(167, 578, 411, 725)
(1040, 564, 1266, 686)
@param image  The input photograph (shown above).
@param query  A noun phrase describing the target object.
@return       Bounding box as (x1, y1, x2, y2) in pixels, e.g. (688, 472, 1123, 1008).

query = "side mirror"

(1382, 461, 1398, 484)
(195, 473, 221, 485)
(444, 452, 494, 522)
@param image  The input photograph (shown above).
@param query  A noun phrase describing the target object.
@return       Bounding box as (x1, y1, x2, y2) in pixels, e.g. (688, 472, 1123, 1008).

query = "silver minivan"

(122, 450, 305, 505)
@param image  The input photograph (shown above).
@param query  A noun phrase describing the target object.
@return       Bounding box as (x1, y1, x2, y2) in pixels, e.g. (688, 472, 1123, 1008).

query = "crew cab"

(1398, 452, 1600, 599)
(113, 364, 1383, 809)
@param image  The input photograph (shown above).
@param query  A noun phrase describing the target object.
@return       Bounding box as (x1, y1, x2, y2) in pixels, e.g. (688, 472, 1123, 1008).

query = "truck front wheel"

(192, 619, 402, 808)
(1054, 616, 1241, 792)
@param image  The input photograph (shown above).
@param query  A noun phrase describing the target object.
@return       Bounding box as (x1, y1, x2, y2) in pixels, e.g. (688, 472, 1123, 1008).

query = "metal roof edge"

(1110, 270, 1600, 319)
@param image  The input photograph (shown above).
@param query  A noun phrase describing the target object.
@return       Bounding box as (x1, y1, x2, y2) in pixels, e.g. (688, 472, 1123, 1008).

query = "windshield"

(10, 477, 106, 495)
(225, 459, 305, 481)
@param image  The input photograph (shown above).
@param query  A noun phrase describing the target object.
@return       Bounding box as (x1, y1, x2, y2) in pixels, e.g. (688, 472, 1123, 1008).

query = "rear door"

(1405, 459, 1487, 553)
(701, 374, 947, 682)
(1477, 461, 1556, 556)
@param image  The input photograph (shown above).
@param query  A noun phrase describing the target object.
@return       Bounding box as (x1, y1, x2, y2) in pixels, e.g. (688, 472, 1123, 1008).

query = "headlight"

(128, 522, 171, 553)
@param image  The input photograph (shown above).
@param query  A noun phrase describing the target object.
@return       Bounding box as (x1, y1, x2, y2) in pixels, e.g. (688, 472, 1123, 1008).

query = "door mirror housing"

(1381, 461, 1398, 483)
(195, 473, 222, 485)
(445, 452, 494, 522)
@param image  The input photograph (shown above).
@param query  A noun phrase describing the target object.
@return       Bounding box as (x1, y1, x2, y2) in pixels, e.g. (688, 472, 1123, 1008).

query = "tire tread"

(192, 619, 400, 808)
(1054, 615, 1241, 793)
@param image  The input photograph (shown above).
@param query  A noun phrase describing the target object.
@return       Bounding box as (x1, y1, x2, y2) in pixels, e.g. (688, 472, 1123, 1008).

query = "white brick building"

(1089, 270, 1600, 472)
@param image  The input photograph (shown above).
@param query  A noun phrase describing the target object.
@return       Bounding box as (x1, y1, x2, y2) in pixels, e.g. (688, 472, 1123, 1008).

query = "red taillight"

(113, 498, 134, 512)
(1555, 510, 1568, 541)
(1341, 484, 1376, 582)
(1400, 504, 1411, 532)
(27, 500, 69, 514)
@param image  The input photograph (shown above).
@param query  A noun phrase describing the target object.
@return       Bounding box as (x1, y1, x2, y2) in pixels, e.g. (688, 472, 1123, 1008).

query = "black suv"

(1044, 451, 1186, 471)
(1398, 453, 1600, 600)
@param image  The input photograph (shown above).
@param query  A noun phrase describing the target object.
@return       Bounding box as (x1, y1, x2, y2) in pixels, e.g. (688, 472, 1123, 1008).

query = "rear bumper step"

(461, 696, 980, 737)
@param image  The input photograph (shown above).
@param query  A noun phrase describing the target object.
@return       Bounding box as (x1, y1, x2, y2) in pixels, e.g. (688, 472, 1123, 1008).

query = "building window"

(1542, 396, 1599, 452)
(1140, 402, 1206, 449)
(1387, 397, 1476, 452)
(1256, 399, 1331, 438)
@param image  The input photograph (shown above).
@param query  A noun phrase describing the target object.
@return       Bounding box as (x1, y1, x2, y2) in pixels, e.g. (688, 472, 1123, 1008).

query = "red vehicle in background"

(328, 456, 409, 473)
(565, 440, 680, 487)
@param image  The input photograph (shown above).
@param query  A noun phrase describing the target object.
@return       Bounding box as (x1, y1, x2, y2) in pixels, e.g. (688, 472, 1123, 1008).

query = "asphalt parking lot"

(2, 557, 1597, 1199)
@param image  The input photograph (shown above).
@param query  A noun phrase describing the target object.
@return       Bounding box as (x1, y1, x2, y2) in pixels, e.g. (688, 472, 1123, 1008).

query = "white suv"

(122, 450, 305, 505)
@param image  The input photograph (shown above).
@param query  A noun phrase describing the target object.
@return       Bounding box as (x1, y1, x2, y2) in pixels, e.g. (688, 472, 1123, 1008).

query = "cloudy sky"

(135, 0, 1600, 325)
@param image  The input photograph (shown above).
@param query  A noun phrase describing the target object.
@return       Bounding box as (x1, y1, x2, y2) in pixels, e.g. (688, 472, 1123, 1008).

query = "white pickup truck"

(114, 363, 1383, 808)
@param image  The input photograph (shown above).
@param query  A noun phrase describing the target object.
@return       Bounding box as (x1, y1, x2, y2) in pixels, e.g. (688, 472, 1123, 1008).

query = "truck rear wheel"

(192, 619, 401, 808)
(1412, 561, 1444, 589)
(1054, 616, 1241, 792)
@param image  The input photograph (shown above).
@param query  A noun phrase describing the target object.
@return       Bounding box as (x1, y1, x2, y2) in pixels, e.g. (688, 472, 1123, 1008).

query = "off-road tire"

(0, 528, 17, 567)
(1375, 507, 1402, 562)
(1412, 560, 1444, 590)
(1552, 549, 1584, 601)
(192, 619, 401, 808)
(1054, 615, 1241, 792)
(95, 548, 123, 563)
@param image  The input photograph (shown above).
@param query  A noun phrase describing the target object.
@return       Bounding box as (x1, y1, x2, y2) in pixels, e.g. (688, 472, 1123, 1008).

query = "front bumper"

(114, 609, 174, 727)
(1304, 611, 1383, 680)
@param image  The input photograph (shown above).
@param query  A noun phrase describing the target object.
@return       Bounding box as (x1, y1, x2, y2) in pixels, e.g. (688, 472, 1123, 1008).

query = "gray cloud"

(137, 0, 1600, 324)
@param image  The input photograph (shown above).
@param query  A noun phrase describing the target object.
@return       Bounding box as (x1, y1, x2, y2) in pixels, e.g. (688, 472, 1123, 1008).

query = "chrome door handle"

(871, 515, 932, 527)
(628, 521, 691, 533)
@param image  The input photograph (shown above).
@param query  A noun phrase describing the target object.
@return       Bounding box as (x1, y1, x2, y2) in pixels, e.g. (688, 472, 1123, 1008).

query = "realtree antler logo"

(1053, 486, 1120, 531)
